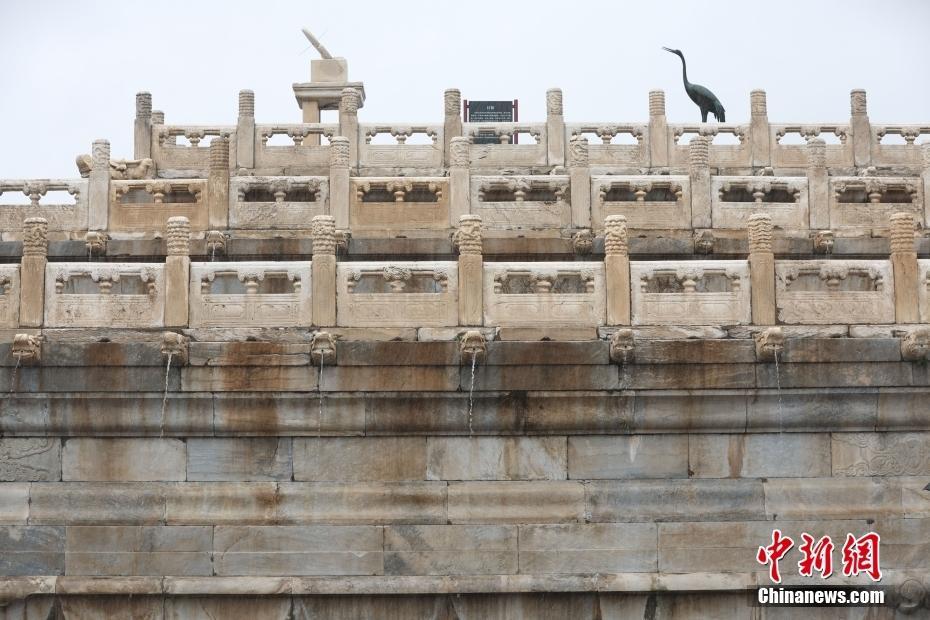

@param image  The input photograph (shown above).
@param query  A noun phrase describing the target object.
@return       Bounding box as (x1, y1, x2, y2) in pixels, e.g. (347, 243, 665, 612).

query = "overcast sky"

(1, 0, 927, 178)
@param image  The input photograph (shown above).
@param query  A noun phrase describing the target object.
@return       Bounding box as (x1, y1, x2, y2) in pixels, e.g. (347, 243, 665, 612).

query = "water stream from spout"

(210, 244, 216, 262)
(317, 355, 324, 437)
(161, 353, 173, 437)
(467, 354, 477, 435)
(772, 346, 783, 430)
(9, 357, 20, 397)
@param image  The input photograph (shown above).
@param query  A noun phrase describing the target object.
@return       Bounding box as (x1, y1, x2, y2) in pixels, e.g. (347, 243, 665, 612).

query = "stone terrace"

(0, 61, 929, 619)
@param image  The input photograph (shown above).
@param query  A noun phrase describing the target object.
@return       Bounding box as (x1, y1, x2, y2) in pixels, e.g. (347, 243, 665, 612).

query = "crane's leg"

(701, 108, 708, 123)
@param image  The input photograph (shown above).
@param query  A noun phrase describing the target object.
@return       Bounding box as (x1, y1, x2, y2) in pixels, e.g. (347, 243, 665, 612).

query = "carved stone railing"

(775, 260, 894, 324)
(712, 176, 808, 230)
(668, 125, 750, 168)
(350, 177, 449, 233)
(483, 262, 606, 327)
(871, 125, 930, 166)
(359, 124, 443, 169)
(630, 261, 750, 325)
(337, 261, 458, 326)
(0, 179, 88, 232)
(564, 125, 647, 168)
(0, 265, 20, 328)
(463, 123, 548, 168)
(918, 259, 930, 324)
(253, 124, 336, 171)
(189, 261, 312, 327)
(152, 125, 234, 172)
(109, 179, 208, 232)
(44, 263, 165, 327)
(592, 175, 689, 230)
(471, 175, 570, 230)
(770, 124, 852, 168)
(829, 177, 923, 230)
(229, 176, 328, 229)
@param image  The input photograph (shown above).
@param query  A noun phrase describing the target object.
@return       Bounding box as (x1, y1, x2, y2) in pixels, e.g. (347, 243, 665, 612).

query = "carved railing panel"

(109, 180, 208, 232)
(0, 266, 20, 328)
(337, 262, 458, 327)
(152, 125, 234, 171)
(471, 175, 570, 230)
(229, 176, 328, 229)
(0, 179, 88, 232)
(669, 125, 750, 168)
(44, 263, 165, 327)
(775, 260, 894, 324)
(565, 125, 648, 167)
(871, 126, 930, 167)
(350, 178, 449, 232)
(770, 125, 852, 168)
(483, 262, 606, 327)
(254, 124, 336, 171)
(464, 123, 548, 168)
(712, 176, 809, 230)
(190, 261, 312, 327)
(631, 261, 751, 326)
(916, 260, 930, 324)
(359, 125, 443, 169)
(829, 177, 923, 230)
(592, 175, 690, 230)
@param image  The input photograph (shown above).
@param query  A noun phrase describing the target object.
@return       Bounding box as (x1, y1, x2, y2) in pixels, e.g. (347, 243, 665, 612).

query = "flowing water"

(467, 355, 477, 435)
(8, 357, 20, 397)
(211, 244, 216, 262)
(160, 353, 173, 437)
(317, 356, 324, 437)
(772, 346, 783, 430)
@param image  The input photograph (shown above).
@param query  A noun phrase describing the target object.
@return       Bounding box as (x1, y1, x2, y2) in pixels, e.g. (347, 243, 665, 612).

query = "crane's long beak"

(661, 47, 674, 54)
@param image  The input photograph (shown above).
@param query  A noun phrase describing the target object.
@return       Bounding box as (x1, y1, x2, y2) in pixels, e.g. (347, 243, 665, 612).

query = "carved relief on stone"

(459, 330, 487, 364)
(807, 138, 827, 168)
(748, 213, 773, 253)
(750, 90, 767, 116)
(444, 89, 461, 116)
(648, 90, 665, 116)
(890, 212, 917, 254)
(454, 215, 483, 256)
(22, 217, 48, 257)
(84, 231, 108, 257)
(813, 230, 835, 255)
(11, 333, 41, 365)
(569, 136, 589, 168)
(450, 137, 470, 168)
(329, 136, 350, 168)
(166, 216, 191, 256)
(694, 230, 714, 255)
(239, 90, 255, 117)
(631, 260, 751, 326)
(572, 229, 594, 256)
(161, 331, 189, 365)
(546, 88, 563, 116)
(609, 328, 634, 364)
(689, 135, 709, 168)
(210, 139, 230, 170)
(45, 263, 165, 327)
(311, 215, 336, 256)
(136, 92, 152, 119)
(340, 88, 361, 114)
(754, 327, 784, 362)
(604, 215, 628, 257)
(833, 432, 930, 476)
(310, 331, 337, 366)
(901, 328, 930, 362)
(775, 260, 893, 324)
(850, 89, 867, 116)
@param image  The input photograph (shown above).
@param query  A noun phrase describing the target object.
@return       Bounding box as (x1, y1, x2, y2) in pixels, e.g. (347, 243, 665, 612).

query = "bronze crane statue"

(662, 47, 726, 123)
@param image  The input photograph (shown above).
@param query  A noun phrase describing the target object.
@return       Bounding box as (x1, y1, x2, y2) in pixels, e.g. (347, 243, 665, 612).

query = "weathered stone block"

(465, 365, 619, 391)
(587, 480, 765, 522)
(448, 481, 585, 523)
(0, 526, 64, 576)
(66, 525, 212, 576)
(3, 367, 179, 393)
(756, 362, 913, 388)
(778, 338, 902, 363)
(519, 523, 657, 573)
(567, 436, 688, 479)
(632, 391, 747, 432)
(278, 482, 447, 524)
(213, 525, 383, 576)
(484, 342, 609, 366)
(427, 437, 566, 481)
(689, 433, 831, 478)
(323, 366, 460, 392)
(0, 483, 29, 523)
(763, 477, 904, 520)
(0, 438, 60, 481)
(747, 388, 878, 432)
(187, 438, 292, 481)
(622, 364, 756, 390)
(873, 517, 930, 569)
(45, 393, 214, 437)
(188, 342, 311, 366)
(213, 393, 366, 436)
(633, 340, 756, 365)
(832, 432, 930, 476)
(335, 341, 459, 366)
(365, 393, 524, 435)
(165, 597, 292, 620)
(166, 482, 278, 525)
(524, 392, 633, 434)
(30, 483, 167, 524)
(294, 437, 427, 481)
(182, 366, 318, 392)
(62, 438, 186, 482)
(384, 524, 517, 575)
(877, 389, 930, 431)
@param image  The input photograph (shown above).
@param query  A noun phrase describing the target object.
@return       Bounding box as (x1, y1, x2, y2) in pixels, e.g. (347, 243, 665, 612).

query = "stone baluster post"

(689, 136, 711, 229)
(329, 137, 351, 230)
(850, 89, 872, 168)
(750, 90, 771, 168)
(208, 139, 230, 229)
(748, 213, 776, 325)
(151, 110, 165, 125)
(311, 215, 337, 326)
(165, 216, 190, 327)
(890, 212, 919, 324)
(546, 88, 564, 167)
(648, 90, 668, 168)
(922, 145, 930, 227)
(443, 89, 462, 167)
(134, 92, 152, 160)
(338, 88, 360, 169)
(19, 218, 48, 328)
(236, 90, 255, 170)
(456, 215, 483, 326)
(605, 215, 630, 325)
(569, 136, 591, 228)
(449, 137, 471, 224)
(807, 138, 830, 230)
(88, 139, 110, 231)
